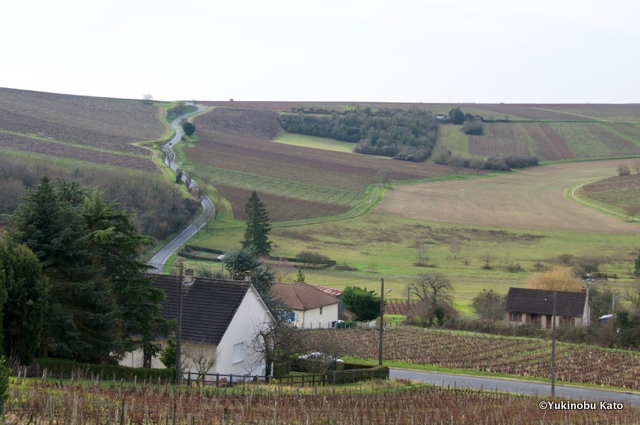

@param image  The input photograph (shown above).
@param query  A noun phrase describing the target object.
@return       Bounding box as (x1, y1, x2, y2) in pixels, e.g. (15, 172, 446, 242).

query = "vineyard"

(306, 328, 640, 388)
(8, 378, 640, 424)
(583, 175, 640, 194)
(0, 88, 165, 172)
(194, 108, 282, 140)
(183, 128, 468, 221)
(551, 123, 640, 159)
(0, 132, 159, 173)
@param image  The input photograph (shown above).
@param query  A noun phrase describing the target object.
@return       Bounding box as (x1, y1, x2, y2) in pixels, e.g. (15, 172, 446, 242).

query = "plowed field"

(184, 129, 471, 220)
(195, 108, 282, 140)
(0, 133, 159, 173)
(375, 159, 640, 234)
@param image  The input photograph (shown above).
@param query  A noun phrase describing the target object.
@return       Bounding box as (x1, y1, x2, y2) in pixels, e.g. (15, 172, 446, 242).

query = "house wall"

(300, 303, 339, 329)
(217, 285, 274, 376)
(120, 285, 274, 377)
(505, 312, 583, 329)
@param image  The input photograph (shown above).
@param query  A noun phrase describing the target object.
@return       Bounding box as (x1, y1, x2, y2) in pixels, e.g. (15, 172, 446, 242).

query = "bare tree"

(449, 239, 461, 259)
(375, 169, 392, 188)
(409, 273, 453, 326)
(299, 330, 351, 374)
(182, 343, 219, 382)
(624, 205, 640, 222)
(526, 267, 581, 292)
(469, 158, 485, 174)
(271, 258, 295, 283)
(414, 239, 431, 267)
(618, 164, 631, 176)
(447, 155, 465, 175)
(143, 94, 153, 104)
(250, 319, 307, 378)
(479, 252, 496, 270)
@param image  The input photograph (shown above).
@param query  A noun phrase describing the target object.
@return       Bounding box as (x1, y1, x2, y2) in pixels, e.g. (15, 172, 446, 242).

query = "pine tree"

(0, 240, 47, 365)
(296, 267, 305, 282)
(242, 191, 272, 256)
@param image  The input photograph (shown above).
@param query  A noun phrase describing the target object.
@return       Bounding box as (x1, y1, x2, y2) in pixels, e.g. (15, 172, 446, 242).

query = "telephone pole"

(175, 263, 183, 383)
(379, 277, 385, 366)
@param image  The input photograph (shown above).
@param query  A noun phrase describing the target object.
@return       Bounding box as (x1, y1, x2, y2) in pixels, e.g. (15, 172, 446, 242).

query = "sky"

(2, 0, 639, 103)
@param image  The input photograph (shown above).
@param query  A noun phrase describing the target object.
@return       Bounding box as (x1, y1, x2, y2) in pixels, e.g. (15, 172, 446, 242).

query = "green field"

(183, 209, 640, 309)
(272, 133, 356, 153)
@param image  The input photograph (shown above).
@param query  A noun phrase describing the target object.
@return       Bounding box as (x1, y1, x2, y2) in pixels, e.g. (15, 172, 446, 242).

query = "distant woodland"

(0, 158, 199, 245)
(280, 108, 438, 162)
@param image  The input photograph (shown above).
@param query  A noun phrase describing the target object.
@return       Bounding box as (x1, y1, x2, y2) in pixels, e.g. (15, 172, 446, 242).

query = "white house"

(120, 272, 275, 376)
(271, 282, 340, 329)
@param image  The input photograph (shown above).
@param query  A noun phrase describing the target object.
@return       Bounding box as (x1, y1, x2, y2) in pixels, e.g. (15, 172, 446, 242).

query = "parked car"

(299, 352, 344, 363)
(216, 255, 227, 261)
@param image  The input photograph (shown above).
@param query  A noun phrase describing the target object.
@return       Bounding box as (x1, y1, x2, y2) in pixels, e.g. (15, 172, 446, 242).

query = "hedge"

(34, 358, 174, 381)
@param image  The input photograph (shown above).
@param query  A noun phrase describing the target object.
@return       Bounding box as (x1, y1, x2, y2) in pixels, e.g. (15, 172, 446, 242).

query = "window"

(510, 312, 521, 322)
(290, 311, 295, 322)
(320, 307, 323, 315)
(280, 310, 296, 322)
(233, 342, 244, 364)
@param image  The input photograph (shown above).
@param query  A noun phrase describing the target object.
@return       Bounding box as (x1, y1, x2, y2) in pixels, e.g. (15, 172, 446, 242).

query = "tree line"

(0, 158, 199, 244)
(279, 108, 438, 162)
(0, 177, 171, 367)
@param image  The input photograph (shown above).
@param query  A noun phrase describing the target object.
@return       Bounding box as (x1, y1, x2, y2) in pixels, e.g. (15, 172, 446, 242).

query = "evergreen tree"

(9, 178, 167, 363)
(295, 267, 305, 282)
(0, 240, 47, 365)
(342, 286, 380, 321)
(242, 192, 272, 256)
(80, 190, 170, 365)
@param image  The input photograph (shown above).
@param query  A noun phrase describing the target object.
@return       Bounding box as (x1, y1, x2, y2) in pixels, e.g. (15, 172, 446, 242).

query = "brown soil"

(583, 174, 640, 193)
(195, 108, 282, 140)
(375, 160, 640, 234)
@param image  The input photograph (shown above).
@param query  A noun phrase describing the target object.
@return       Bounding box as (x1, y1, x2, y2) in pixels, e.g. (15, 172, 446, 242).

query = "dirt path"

(375, 160, 640, 234)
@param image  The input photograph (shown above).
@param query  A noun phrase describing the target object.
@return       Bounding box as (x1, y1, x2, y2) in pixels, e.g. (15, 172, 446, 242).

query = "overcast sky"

(2, 0, 639, 103)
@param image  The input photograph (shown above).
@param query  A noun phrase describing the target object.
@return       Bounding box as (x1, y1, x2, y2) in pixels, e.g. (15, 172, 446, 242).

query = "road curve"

(391, 369, 640, 406)
(147, 105, 214, 273)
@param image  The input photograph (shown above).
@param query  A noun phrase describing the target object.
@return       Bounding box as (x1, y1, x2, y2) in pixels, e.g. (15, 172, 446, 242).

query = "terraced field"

(184, 109, 476, 221)
(0, 88, 165, 172)
(375, 159, 640, 234)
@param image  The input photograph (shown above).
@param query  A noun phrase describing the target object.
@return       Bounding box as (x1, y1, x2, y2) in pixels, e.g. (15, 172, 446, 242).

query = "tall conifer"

(242, 191, 272, 256)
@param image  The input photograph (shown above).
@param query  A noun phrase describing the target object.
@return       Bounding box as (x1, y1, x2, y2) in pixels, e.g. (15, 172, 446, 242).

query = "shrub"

(35, 358, 174, 381)
(619, 164, 631, 176)
(295, 251, 332, 267)
(462, 119, 484, 135)
(505, 262, 524, 273)
(182, 121, 196, 137)
(558, 253, 574, 265)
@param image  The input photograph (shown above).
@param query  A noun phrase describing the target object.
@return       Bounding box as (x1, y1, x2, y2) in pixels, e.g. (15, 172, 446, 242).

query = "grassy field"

(272, 132, 356, 153)
(185, 204, 639, 308)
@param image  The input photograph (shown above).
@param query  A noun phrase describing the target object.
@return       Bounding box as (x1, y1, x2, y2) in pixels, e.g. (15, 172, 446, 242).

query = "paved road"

(391, 369, 640, 406)
(147, 105, 214, 273)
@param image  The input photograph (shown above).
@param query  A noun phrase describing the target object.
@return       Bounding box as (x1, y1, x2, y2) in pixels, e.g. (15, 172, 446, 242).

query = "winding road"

(147, 105, 215, 273)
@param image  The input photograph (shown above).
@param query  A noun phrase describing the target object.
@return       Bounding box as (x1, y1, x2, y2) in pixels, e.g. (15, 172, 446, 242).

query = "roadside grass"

(343, 357, 640, 394)
(585, 187, 640, 212)
(184, 212, 640, 309)
(272, 133, 356, 153)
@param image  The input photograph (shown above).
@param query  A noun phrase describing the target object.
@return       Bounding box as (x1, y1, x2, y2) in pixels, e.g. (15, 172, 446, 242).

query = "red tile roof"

(272, 282, 340, 310)
(311, 285, 343, 297)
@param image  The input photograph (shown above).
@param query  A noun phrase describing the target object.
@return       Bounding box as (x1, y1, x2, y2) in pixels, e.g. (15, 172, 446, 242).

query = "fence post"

(302, 375, 305, 388)
(216, 373, 219, 387)
(187, 371, 191, 386)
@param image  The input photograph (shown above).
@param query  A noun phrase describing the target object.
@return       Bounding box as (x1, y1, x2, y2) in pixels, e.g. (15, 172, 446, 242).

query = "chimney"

(580, 286, 586, 292)
(184, 268, 195, 285)
(243, 271, 251, 282)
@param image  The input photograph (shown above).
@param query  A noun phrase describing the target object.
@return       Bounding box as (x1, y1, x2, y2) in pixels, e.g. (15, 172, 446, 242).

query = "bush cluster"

(280, 108, 438, 161)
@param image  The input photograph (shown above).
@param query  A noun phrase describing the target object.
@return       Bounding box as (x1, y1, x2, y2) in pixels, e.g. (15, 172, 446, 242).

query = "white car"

(299, 352, 344, 363)
(216, 255, 227, 261)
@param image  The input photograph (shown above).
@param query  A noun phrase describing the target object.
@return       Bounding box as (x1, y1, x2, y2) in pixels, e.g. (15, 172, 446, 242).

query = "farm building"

(271, 282, 340, 329)
(120, 270, 275, 376)
(505, 287, 590, 329)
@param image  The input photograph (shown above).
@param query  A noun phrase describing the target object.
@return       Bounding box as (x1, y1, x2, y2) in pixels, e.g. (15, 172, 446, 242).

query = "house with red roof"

(271, 282, 340, 329)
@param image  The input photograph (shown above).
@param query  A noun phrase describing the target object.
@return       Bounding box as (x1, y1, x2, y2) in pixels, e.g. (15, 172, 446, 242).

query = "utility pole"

(379, 277, 385, 366)
(551, 289, 556, 397)
(175, 263, 183, 383)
